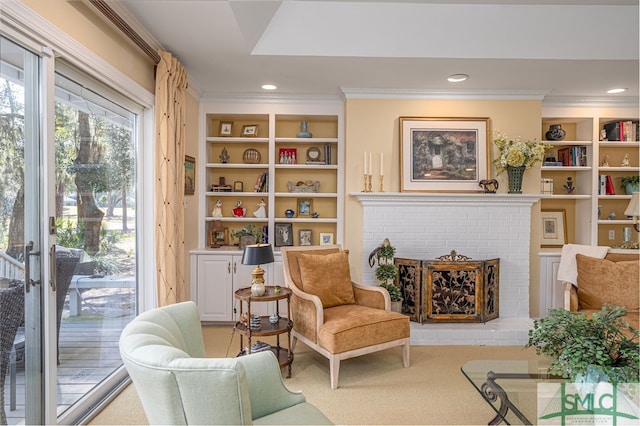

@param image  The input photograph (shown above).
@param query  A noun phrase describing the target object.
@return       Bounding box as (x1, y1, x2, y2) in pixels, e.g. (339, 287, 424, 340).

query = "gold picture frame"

(297, 198, 313, 217)
(184, 155, 195, 195)
(219, 121, 233, 136)
(541, 209, 568, 247)
(242, 124, 258, 137)
(399, 117, 490, 192)
(209, 227, 229, 247)
(319, 232, 334, 245)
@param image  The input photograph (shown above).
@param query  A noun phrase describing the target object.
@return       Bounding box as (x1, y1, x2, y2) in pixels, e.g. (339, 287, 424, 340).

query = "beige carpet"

(89, 325, 543, 425)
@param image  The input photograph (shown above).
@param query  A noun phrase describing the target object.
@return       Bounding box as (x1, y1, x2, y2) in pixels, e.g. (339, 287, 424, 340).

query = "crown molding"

(541, 95, 639, 108)
(340, 88, 549, 100)
(199, 91, 344, 104)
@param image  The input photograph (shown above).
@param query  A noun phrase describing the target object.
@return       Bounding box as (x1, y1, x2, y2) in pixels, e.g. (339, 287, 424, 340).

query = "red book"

(605, 175, 616, 195)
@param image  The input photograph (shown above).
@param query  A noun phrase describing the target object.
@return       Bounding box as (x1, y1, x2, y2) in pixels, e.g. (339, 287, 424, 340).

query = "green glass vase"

(507, 166, 526, 194)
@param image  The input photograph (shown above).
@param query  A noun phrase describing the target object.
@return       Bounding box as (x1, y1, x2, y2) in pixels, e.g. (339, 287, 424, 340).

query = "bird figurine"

(212, 199, 223, 218)
(562, 177, 575, 194)
(368, 238, 391, 267)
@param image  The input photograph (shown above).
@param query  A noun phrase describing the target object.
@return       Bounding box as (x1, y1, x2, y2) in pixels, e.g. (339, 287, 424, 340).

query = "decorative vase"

(545, 124, 566, 141)
(296, 120, 312, 138)
(390, 300, 403, 313)
(625, 183, 640, 195)
(507, 166, 526, 194)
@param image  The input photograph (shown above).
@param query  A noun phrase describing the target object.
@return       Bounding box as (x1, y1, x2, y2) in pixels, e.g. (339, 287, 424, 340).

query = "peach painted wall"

(344, 99, 544, 315)
(21, 0, 155, 92)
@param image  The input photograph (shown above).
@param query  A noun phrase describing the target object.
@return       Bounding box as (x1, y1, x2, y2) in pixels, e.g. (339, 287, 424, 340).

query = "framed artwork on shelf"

(299, 229, 312, 246)
(541, 209, 567, 247)
(297, 198, 313, 217)
(233, 181, 243, 192)
(184, 155, 195, 195)
(219, 121, 233, 136)
(319, 232, 334, 245)
(275, 223, 294, 247)
(279, 148, 298, 164)
(399, 117, 489, 192)
(242, 124, 258, 137)
(209, 227, 229, 247)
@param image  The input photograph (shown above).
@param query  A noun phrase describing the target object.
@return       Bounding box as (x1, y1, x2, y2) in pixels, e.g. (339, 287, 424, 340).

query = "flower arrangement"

(493, 131, 551, 174)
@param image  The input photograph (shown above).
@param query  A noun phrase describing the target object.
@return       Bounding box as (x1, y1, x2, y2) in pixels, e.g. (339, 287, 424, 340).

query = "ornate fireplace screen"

(395, 251, 499, 323)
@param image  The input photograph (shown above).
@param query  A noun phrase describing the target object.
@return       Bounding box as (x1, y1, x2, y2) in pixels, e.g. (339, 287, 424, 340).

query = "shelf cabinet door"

(195, 255, 233, 321)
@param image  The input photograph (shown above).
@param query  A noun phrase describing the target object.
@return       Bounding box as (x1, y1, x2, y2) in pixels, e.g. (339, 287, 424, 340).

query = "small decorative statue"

(212, 199, 223, 218)
(478, 179, 499, 193)
(233, 200, 246, 218)
(608, 211, 616, 220)
(253, 199, 266, 218)
(219, 147, 229, 163)
(600, 154, 609, 167)
(621, 153, 631, 167)
(562, 177, 575, 194)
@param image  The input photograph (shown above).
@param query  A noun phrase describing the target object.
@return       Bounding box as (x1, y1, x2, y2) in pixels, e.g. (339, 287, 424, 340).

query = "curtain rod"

(88, 0, 160, 64)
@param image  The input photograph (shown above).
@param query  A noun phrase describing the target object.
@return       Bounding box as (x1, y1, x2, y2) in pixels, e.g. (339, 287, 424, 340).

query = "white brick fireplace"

(351, 192, 541, 346)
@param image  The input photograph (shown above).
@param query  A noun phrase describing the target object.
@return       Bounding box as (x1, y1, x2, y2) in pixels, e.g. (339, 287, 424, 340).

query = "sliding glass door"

(0, 35, 45, 426)
(1, 35, 142, 424)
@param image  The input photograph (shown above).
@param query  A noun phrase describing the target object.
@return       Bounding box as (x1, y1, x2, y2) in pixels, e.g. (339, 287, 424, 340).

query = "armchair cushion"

(320, 304, 410, 353)
(284, 247, 341, 290)
(576, 254, 639, 312)
(298, 251, 355, 308)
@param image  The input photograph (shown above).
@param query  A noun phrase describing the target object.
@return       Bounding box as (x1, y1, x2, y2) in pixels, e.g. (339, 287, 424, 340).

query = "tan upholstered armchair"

(562, 251, 639, 333)
(281, 245, 410, 389)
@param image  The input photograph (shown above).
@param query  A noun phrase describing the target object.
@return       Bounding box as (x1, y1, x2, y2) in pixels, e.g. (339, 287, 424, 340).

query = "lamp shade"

(624, 192, 640, 217)
(242, 244, 274, 266)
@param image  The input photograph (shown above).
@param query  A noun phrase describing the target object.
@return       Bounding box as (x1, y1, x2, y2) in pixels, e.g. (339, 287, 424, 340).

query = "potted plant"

(231, 225, 263, 250)
(370, 238, 402, 312)
(620, 175, 640, 195)
(526, 305, 639, 385)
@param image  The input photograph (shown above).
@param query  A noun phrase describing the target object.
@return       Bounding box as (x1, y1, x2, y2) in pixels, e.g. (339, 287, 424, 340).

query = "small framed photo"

(275, 223, 294, 247)
(319, 232, 334, 246)
(219, 121, 233, 137)
(299, 229, 312, 246)
(278, 148, 298, 164)
(184, 155, 195, 195)
(233, 181, 243, 192)
(242, 124, 258, 137)
(209, 227, 229, 247)
(541, 209, 567, 247)
(297, 198, 313, 217)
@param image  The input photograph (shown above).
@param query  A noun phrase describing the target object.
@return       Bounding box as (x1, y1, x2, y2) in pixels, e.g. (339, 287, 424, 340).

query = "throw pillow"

(298, 251, 355, 308)
(576, 254, 639, 312)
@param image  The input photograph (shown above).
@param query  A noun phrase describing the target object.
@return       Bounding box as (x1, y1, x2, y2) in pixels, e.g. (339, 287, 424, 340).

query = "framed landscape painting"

(400, 117, 489, 192)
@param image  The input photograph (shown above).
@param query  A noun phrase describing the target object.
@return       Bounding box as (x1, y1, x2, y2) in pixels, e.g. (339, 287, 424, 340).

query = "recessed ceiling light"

(262, 84, 277, 90)
(607, 88, 626, 94)
(447, 74, 468, 83)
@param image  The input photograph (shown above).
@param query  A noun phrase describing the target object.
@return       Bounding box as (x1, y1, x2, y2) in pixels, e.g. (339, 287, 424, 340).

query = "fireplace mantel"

(350, 192, 541, 206)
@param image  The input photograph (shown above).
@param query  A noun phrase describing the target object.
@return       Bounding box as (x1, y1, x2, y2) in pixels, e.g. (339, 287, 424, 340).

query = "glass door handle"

(49, 244, 57, 291)
(24, 240, 41, 292)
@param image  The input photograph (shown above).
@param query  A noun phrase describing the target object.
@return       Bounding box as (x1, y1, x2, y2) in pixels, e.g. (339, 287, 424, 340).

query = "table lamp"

(624, 192, 640, 232)
(242, 243, 274, 296)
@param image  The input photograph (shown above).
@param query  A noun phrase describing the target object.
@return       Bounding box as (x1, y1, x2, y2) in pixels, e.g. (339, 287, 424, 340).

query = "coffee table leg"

(480, 371, 533, 425)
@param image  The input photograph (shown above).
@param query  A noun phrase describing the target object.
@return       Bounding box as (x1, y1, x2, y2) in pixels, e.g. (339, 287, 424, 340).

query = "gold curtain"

(154, 50, 188, 306)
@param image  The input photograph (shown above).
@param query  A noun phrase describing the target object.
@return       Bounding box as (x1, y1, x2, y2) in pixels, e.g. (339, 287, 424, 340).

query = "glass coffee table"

(461, 360, 565, 425)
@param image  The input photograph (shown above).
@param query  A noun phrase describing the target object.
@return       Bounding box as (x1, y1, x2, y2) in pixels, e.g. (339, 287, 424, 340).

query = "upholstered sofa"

(564, 252, 640, 332)
(119, 301, 332, 425)
(281, 245, 410, 389)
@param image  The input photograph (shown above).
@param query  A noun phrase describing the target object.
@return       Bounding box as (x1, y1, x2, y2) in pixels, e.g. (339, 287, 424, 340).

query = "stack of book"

(599, 175, 616, 195)
(557, 146, 588, 166)
(603, 120, 639, 142)
(253, 172, 268, 192)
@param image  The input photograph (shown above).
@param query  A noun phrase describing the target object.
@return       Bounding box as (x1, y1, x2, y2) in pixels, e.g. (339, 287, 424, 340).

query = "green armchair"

(119, 301, 331, 425)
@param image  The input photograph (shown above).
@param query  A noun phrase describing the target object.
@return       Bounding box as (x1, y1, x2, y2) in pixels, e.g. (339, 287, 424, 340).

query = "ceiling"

(114, 0, 639, 104)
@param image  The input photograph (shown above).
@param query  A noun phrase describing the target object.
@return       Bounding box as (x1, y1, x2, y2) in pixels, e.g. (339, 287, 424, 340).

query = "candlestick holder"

(363, 174, 370, 192)
(367, 174, 373, 192)
(379, 175, 384, 192)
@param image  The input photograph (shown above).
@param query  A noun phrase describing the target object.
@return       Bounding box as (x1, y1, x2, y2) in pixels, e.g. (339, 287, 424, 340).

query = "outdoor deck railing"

(0, 251, 24, 281)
